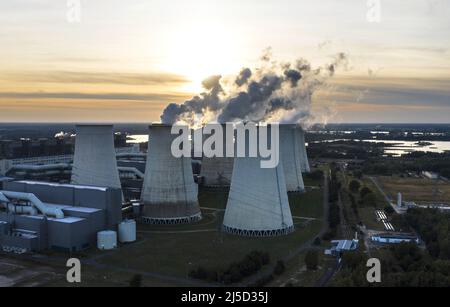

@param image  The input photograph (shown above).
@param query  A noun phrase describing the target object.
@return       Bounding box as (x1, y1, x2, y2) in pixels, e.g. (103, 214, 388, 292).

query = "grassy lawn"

(377, 175, 450, 204)
(42, 186, 325, 287)
(289, 189, 323, 218)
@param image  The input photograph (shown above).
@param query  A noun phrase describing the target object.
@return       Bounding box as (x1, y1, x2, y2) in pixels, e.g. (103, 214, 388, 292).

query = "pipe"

(118, 167, 144, 179)
(0, 191, 64, 219)
(11, 163, 71, 171)
(0, 191, 38, 216)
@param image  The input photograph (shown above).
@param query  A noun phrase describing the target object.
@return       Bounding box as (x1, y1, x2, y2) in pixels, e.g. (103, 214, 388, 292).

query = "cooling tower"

(71, 125, 122, 191)
(298, 127, 311, 173)
(222, 125, 294, 237)
(200, 124, 234, 187)
(141, 124, 201, 224)
(280, 124, 305, 192)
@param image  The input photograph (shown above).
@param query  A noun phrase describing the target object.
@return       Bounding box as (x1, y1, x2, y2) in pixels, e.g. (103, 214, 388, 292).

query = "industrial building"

(141, 124, 201, 224)
(0, 180, 122, 253)
(298, 127, 311, 173)
(371, 233, 420, 245)
(199, 124, 234, 187)
(222, 125, 294, 237)
(71, 125, 122, 191)
(325, 239, 359, 256)
(280, 124, 305, 192)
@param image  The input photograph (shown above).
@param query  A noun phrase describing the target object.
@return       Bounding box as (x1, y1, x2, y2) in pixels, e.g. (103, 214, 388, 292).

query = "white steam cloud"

(161, 50, 348, 128)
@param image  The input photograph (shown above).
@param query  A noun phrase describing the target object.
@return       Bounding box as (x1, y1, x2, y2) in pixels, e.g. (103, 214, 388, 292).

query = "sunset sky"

(1, 0, 449, 123)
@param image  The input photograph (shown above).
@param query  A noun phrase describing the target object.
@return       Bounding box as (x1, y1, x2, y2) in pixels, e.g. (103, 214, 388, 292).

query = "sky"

(0, 0, 449, 123)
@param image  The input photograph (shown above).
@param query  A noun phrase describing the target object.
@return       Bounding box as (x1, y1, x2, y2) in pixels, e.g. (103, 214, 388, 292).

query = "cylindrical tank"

(97, 230, 117, 250)
(118, 220, 137, 243)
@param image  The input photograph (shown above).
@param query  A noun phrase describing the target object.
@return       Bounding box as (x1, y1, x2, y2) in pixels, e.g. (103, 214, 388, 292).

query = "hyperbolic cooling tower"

(200, 124, 234, 187)
(71, 125, 122, 191)
(222, 125, 294, 237)
(298, 127, 311, 173)
(141, 124, 201, 224)
(280, 124, 305, 192)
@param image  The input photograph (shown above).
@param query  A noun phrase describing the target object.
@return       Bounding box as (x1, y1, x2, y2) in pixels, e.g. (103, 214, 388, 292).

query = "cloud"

(1, 71, 189, 85)
(329, 76, 450, 108)
(0, 91, 188, 102)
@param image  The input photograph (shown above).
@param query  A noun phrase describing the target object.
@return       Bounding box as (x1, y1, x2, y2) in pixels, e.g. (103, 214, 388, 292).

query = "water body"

(314, 139, 450, 157)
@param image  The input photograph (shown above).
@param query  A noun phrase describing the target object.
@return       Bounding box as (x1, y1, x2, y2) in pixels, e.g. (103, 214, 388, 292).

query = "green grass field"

(45, 184, 324, 287)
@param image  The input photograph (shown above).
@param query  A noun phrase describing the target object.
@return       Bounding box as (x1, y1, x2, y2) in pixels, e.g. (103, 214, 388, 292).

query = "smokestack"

(298, 128, 310, 173)
(222, 125, 294, 237)
(71, 125, 122, 191)
(200, 124, 234, 187)
(141, 124, 201, 224)
(280, 124, 305, 192)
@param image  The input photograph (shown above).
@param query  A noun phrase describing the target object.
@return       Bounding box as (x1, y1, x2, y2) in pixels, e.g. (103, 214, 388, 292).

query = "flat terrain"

(43, 180, 324, 287)
(377, 175, 450, 204)
(0, 256, 62, 287)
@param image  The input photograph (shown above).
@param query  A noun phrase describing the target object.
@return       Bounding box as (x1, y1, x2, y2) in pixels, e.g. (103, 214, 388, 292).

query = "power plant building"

(280, 124, 305, 192)
(222, 125, 294, 237)
(71, 125, 122, 191)
(298, 128, 311, 173)
(141, 124, 201, 224)
(200, 124, 234, 187)
(0, 181, 122, 253)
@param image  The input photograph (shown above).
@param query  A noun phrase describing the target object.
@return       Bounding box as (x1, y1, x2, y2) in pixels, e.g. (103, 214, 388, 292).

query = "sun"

(160, 23, 243, 94)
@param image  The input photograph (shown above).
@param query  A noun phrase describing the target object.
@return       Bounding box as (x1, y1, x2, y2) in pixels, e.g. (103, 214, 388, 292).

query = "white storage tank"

(97, 230, 117, 250)
(118, 219, 137, 243)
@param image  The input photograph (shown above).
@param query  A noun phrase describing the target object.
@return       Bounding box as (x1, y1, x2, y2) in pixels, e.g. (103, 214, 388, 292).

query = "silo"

(280, 124, 305, 192)
(222, 124, 294, 237)
(141, 124, 201, 224)
(200, 124, 234, 187)
(298, 127, 311, 173)
(71, 125, 122, 191)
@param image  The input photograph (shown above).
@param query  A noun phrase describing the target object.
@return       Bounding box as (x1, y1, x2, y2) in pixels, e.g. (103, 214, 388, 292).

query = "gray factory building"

(0, 181, 122, 253)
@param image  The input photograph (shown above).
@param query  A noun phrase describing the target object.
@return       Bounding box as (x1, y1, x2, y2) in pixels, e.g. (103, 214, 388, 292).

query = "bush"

(349, 180, 361, 193)
(274, 260, 286, 275)
(313, 237, 322, 246)
(359, 186, 372, 198)
(305, 250, 319, 271)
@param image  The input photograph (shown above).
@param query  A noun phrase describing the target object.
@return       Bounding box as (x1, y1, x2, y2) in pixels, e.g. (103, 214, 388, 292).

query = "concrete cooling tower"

(298, 127, 311, 173)
(200, 124, 234, 187)
(222, 125, 294, 237)
(71, 125, 122, 191)
(141, 124, 201, 224)
(280, 124, 305, 192)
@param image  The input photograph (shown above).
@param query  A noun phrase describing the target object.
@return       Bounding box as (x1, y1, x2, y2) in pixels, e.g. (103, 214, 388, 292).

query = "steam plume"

(160, 50, 348, 127)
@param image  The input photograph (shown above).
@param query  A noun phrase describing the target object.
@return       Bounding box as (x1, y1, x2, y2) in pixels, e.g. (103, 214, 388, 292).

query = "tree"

(274, 260, 286, 275)
(359, 186, 372, 198)
(349, 180, 361, 193)
(305, 250, 319, 271)
(313, 237, 322, 246)
(129, 274, 142, 287)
